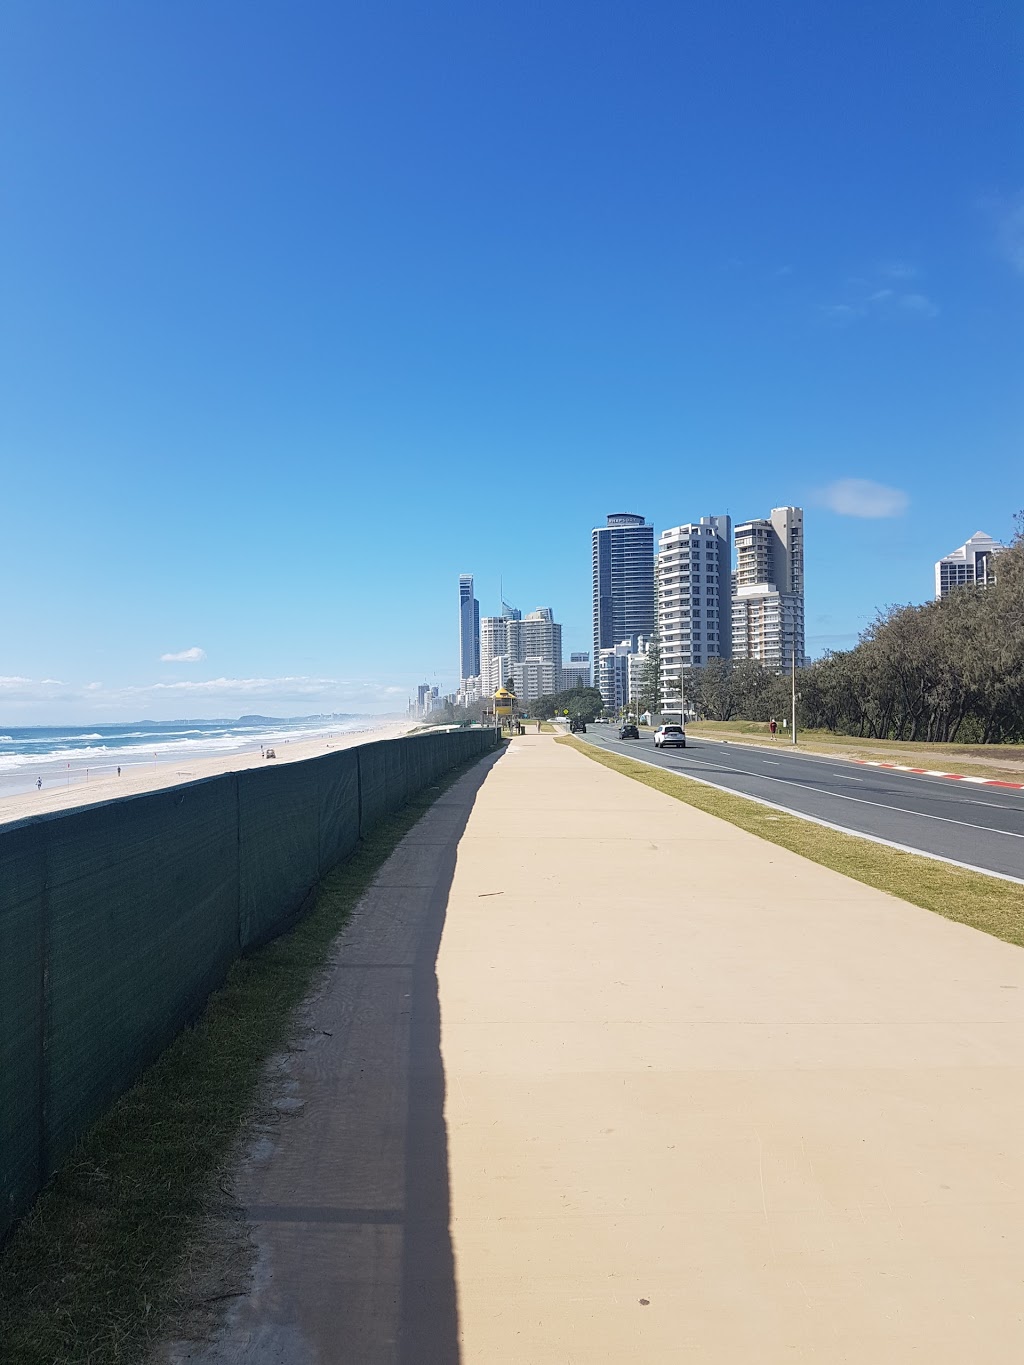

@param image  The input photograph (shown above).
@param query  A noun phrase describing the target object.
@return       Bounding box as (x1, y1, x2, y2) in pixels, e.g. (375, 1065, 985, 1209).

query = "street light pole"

(791, 640, 797, 746)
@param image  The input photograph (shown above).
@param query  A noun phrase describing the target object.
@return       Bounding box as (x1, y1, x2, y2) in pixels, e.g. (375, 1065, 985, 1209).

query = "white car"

(654, 724, 686, 749)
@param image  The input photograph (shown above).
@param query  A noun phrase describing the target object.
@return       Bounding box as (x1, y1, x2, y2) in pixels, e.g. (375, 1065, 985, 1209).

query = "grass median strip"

(558, 736, 1023, 950)
(0, 757, 484, 1365)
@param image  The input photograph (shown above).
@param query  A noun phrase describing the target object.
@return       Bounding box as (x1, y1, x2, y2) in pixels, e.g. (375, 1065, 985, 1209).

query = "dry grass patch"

(558, 736, 1024, 950)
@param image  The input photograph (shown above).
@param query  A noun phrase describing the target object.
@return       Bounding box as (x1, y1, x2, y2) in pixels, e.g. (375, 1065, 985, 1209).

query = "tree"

(637, 639, 661, 718)
(529, 686, 605, 722)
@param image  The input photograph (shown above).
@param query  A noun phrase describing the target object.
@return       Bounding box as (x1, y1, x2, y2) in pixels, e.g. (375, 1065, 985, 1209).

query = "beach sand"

(0, 720, 415, 829)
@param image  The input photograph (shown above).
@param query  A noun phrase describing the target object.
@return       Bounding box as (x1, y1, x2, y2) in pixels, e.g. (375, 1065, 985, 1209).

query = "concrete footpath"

(166, 735, 1024, 1364)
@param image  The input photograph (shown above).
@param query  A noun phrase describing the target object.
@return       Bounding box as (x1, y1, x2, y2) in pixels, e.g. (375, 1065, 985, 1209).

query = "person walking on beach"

(117, 766, 121, 777)
(37, 777, 42, 790)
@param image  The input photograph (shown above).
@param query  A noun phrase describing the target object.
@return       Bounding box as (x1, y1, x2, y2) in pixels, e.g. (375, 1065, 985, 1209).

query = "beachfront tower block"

(592, 514, 656, 666)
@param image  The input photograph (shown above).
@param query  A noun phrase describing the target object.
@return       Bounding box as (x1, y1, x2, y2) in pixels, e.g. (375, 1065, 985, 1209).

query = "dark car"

(618, 723, 640, 739)
(569, 717, 587, 734)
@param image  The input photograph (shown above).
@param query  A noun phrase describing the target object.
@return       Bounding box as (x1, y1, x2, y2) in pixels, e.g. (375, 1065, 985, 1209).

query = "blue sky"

(1, 1, 1020, 720)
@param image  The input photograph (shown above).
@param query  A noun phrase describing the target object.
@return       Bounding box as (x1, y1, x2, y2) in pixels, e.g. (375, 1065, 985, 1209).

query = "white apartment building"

(561, 651, 591, 690)
(595, 637, 649, 715)
(480, 606, 563, 705)
(456, 675, 483, 707)
(732, 587, 804, 670)
(731, 506, 805, 671)
(657, 516, 731, 716)
(627, 646, 650, 705)
(479, 614, 520, 691)
(934, 531, 1004, 599)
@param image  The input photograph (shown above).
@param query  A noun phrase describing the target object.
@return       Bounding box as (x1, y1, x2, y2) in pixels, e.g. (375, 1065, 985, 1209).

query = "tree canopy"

(527, 686, 605, 721)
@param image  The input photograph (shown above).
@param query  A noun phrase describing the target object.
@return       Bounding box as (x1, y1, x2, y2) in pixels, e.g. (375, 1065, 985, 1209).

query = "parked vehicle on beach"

(654, 724, 686, 749)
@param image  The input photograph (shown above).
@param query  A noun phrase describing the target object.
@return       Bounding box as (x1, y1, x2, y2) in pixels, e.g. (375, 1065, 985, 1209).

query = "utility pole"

(791, 641, 797, 746)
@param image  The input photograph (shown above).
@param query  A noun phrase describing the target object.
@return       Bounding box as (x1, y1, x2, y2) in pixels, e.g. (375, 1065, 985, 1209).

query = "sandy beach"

(0, 720, 414, 829)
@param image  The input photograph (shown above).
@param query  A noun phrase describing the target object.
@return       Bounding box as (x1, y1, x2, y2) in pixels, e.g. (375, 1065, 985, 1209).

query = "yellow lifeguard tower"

(493, 686, 516, 721)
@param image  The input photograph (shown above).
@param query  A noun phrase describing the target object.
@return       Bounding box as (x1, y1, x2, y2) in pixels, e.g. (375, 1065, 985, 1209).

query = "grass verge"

(558, 736, 1024, 949)
(0, 757, 484, 1365)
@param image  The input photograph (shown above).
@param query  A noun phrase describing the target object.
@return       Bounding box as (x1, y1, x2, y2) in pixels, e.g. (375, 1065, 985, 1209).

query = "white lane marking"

(628, 740, 1024, 841)
(764, 760, 780, 765)
(834, 774, 863, 781)
(585, 740, 1024, 886)
(692, 736, 1024, 796)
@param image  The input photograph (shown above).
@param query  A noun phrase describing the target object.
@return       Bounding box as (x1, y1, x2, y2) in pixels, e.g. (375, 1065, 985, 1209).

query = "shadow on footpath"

(396, 749, 506, 1364)
(161, 749, 507, 1365)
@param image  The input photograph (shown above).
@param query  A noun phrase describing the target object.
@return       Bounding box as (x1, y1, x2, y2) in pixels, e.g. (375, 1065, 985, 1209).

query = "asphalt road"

(581, 728, 1024, 881)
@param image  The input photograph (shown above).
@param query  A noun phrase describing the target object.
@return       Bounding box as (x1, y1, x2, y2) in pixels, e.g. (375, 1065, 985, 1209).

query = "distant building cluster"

(455, 579, 587, 709)
(446, 514, 1006, 719)
(592, 507, 806, 717)
(411, 681, 444, 717)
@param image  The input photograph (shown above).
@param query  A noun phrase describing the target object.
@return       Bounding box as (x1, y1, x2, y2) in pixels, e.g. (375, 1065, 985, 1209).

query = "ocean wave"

(0, 718, 371, 774)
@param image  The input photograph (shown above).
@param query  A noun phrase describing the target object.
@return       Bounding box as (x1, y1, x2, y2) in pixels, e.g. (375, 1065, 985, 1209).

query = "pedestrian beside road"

(769, 718, 777, 739)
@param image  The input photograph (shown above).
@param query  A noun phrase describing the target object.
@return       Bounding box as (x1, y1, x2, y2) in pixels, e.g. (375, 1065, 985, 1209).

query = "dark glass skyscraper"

(459, 574, 480, 682)
(591, 513, 656, 661)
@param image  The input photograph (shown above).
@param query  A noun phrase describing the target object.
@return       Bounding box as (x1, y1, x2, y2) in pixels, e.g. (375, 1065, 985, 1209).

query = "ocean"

(0, 715, 375, 797)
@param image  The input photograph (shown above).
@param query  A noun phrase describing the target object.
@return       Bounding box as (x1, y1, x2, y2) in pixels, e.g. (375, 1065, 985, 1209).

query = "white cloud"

(0, 672, 409, 720)
(818, 478, 909, 519)
(825, 263, 937, 323)
(879, 260, 918, 279)
(132, 675, 335, 696)
(823, 303, 865, 323)
(993, 191, 1024, 275)
(898, 292, 939, 318)
(160, 646, 207, 663)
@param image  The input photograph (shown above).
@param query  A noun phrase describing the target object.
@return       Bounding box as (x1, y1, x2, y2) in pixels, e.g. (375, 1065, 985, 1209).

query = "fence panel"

(43, 778, 239, 1178)
(238, 763, 321, 951)
(0, 823, 47, 1243)
(356, 741, 390, 835)
(315, 748, 361, 874)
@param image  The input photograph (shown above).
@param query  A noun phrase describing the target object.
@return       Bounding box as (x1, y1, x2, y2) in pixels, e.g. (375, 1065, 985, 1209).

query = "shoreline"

(0, 720, 415, 829)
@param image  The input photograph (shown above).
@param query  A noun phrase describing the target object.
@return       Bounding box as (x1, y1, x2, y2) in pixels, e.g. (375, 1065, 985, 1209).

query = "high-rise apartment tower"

(458, 574, 480, 683)
(592, 513, 656, 663)
(731, 506, 804, 671)
(657, 516, 732, 715)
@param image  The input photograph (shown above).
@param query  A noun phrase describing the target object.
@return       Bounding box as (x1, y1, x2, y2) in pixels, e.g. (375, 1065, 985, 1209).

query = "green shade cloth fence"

(0, 728, 498, 1244)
